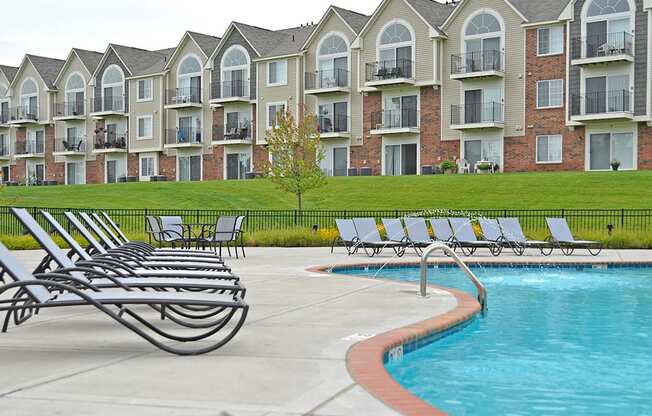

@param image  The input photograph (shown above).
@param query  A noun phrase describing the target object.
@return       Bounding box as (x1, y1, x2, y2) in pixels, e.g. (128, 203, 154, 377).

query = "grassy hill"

(0, 171, 650, 210)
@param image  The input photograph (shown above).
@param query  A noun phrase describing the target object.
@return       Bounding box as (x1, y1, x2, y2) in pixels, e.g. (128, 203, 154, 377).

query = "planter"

(421, 165, 433, 175)
(443, 169, 455, 175)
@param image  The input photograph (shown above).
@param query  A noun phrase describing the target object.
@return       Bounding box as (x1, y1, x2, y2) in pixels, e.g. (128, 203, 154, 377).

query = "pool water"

(338, 265, 652, 415)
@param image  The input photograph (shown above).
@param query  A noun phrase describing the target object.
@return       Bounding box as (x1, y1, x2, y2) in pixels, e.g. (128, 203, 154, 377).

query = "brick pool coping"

(308, 263, 481, 416)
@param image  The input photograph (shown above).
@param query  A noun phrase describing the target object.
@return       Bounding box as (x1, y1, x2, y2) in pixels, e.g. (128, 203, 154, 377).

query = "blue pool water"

(337, 264, 652, 415)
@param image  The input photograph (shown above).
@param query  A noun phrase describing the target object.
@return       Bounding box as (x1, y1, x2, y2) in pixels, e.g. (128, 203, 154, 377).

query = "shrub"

(244, 228, 333, 247)
(440, 160, 457, 171)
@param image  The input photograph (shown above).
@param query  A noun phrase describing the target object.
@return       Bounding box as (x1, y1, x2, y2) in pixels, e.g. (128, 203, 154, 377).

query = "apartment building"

(0, 0, 651, 185)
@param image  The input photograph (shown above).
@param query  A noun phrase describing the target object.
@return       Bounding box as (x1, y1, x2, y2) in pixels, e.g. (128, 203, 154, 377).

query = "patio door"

(226, 112, 239, 136)
(106, 160, 117, 183)
(333, 57, 348, 86)
(385, 143, 416, 176)
(333, 147, 347, 176)
(401, 143, 417, 175)
(106, 123, 117, 143)
(585, 77, 606, 114)
(586, 20, 607, 56)
(28, 96, 38, 119)
(465, 90, 482, 124)
(464, 140, 482, 172)
(1, 166, 8, 183)
(226, 153, 240, 179)
(190, 76, 201, 101)
(385, 145, 400, 176)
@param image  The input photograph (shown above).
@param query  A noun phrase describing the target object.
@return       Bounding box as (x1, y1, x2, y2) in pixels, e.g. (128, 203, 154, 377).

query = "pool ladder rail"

(419, 243, 487, 314)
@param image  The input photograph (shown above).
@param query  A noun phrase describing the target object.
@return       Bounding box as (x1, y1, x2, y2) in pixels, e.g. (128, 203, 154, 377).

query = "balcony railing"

(451, 50, 504, 75)
(317, 114, 348, 134)
(54, 137, 86, 153)
(211, 81, 250, 101)
(571, 32, 634, 60)
(0, 141, 9, 156)
(370, 109, 419, 130)
(94, 131, 127, 150)
(165, 127, 202, 145)
(571, 90, 632, 116)
(54, 101, 86, 118)
(213, 123, 252, 142)
(90, 96, 126, 113)
(305, 69, 349, 90)
(15, 139, 44, 155)
(9, 105, 39, 122)
(451, 102, 504, 125)
(166, 87, 202, 106)
(0, 111, 9, 124)
(365, 59, 414, 83)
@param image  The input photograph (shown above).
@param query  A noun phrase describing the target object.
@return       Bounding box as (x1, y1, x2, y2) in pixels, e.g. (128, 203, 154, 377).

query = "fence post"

(621, 208, 625, 229)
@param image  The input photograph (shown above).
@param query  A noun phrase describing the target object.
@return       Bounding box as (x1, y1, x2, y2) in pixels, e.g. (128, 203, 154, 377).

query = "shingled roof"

(331, 6, 370, 34)
(187, 31, 222, 58)
(405, 0, 456, 32)
(0, 65, 18, 83)
(109, 44, 169, 76)
(509, 0, 570, 23)
(25, 55, 65, 89)
(73, 48, 104, 75)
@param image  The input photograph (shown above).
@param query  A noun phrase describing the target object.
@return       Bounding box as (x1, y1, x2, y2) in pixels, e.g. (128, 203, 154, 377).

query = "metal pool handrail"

(420, 243, 487, 313)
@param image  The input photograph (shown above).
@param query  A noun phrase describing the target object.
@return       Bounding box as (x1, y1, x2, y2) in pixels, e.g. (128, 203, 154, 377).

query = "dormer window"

(463, 12, 503, 72)
(178, 55, 202, 102)
(221, 46, 250, 98)
(584, 0, 632, 57)
(20, 78, 38, 120)
(378, 21, 413, 76)
(65, 73, 85, 115)
(317, 34, 349, 87)
(101, 65, 124, 111)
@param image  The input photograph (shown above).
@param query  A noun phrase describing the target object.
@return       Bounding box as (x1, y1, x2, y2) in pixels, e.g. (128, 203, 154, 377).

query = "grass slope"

(0, 171, 650, 210)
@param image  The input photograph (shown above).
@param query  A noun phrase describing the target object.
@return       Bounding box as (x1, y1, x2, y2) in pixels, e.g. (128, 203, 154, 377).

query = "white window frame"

(177, 54, 203, 91)
(221, 45, 250, 87)
(64, 72, 85, 105)
(266, 101, 286, 129)
(267, 60, 288, 87)
(20, 77, 39, 115)
(139, 153, 157, 179)
(137, 78, 153, 102)
(586, 129, 637, 171)
(376, 19, 416, 65)
(136, 115, 153, 140)
(65, 160, 86, 185)
(176, 151, 203, 182)
(536, 135, 563, 164)
(536, 79, 564, 109)
(316, 32, 350, 85)
(537, 25, 564, 56)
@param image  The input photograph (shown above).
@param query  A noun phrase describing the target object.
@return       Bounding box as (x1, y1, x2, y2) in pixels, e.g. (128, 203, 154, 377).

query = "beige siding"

(129, 75, 164, 151)
(164, 36, 213, 155)
(304, 11, 363, 145)
(256, 56, 302, 144)
(53, 54, 96, 157)
(441, 0, 526, 140)
(358, 0, 435, 86)
(12, 61, 50, 123)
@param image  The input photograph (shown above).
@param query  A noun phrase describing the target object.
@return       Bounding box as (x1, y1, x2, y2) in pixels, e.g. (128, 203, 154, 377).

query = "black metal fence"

(1, 206, 652, 238)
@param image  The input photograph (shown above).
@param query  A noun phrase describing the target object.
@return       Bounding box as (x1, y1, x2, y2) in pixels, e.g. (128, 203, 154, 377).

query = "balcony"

(450, 50, 504, 80)
(305, 69, 350, 95)
(89, 96, 127, 118)
(365, 59, 415, 87)
(212, 123, 252, 145)
(93, 132, 127, 153)
(370, 109, 419, 135)
(0, 111, 9, 126)
(570, 90, 633, 122)
(450, 102, 504, 130)
(317, 114, 349, 138)
(15, 139, 44, 159)
(571, 32, 634, 66)
(0, 141, 9, 160)
(165, 127, 203, 148)
(53, 101, 86, 121)
(7, 106, 39, 125)
(210, 81, 251, 105)
(53, 136, 86, 156)
(165, 87, 202, 109)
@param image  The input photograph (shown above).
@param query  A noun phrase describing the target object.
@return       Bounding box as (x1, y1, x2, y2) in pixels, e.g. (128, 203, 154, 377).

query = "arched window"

(378, 22, 413, 64)
(178, 55, 202, 99)
(221, 46, 249, 98)
(20, 78, 38, 118)
(584, 0, 632, 56)
(101, 65, 124, 111)
(21, 79, 37, 96)
(463, 12, 503, 71)
(65, 73, 85, 114)
(317, 34, 349, 87)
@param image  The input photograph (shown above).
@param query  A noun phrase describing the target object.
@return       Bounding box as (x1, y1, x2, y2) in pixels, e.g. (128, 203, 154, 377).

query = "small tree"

(264, 106, 326, 210)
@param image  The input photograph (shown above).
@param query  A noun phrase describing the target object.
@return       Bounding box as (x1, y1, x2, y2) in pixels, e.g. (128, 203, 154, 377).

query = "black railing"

(305, 69, 349, 90)
(94, 132, 127, 150)
(318, 114, 348, 133)
(211, 81, 250, 100)
(451, 50, 504, 75)
(166, 87, 202, 106)
(571, 90, 631, 116)
(9, 105, 38, 122)
(91, 96, 125, 113)
(370, 109, 419, 130)
(451, 102, 504, 125)
(365, 59, 414, 82)
(15, 139, 44, 155)
(571, 32, 634, 60)
(55, 137, 86, 153)
(1, 206, 651, 237)
(213, 123, 252, 141)
(166, 128, 202, 145)
(0, 141, 9, 156)
(54, 101, 86, 118)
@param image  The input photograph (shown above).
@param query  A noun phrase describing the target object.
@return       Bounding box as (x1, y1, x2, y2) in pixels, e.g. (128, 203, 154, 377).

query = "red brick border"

(309, 264, 481, 415)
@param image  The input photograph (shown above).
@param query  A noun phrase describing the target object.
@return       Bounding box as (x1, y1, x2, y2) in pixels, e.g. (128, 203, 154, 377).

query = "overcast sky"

(0, 0, 390, 65)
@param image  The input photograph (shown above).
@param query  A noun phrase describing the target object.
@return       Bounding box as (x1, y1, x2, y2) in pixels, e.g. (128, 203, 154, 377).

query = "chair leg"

(240, 236, 246, 258)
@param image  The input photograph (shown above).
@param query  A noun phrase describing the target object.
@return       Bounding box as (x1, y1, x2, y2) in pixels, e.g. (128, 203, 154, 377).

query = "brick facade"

(43, 126, 65, 183)
(159, 153, 176, 180)
(504, 27, 585, 172)
(86, 155, 104, 184)
(639, 122, 652, 170)
(127, 153, 138, 177)
(10, 128, 26, 183)
(351, 91, 382, 175)
(420, 86, 459, 167)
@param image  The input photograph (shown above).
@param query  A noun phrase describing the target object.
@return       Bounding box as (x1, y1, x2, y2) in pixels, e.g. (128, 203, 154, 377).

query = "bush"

(244, 228, 335, 247)
(0, 234, 86, 250)
(440, 160, 457, 171)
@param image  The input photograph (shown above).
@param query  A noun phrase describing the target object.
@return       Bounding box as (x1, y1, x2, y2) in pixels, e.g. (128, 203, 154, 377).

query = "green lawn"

(1, 171, 650, 210)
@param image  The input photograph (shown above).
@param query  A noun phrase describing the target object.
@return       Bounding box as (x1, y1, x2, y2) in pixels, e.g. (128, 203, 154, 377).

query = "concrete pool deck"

(1, 247, 651, 415)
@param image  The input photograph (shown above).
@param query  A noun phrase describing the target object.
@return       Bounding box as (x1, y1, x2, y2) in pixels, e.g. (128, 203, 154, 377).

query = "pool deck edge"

(309, 264, 481, 416)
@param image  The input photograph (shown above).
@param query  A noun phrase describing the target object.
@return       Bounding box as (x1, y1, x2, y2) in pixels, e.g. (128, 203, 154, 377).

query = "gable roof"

(20, 55, 66, 89)
(74, 48, 104, 75)
(260, 24, 316, 58)
(331, 6, 370, 34)
(110, 44, 170, 76)
(358, 0, 456, 39)
(187, 31, 222, 57)
(509, 0, 571, 23)
(0, 65, 18, 84)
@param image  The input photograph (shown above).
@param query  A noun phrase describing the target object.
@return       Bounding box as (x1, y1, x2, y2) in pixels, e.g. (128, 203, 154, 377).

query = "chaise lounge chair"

(447, 218, 502, 256)
(352, 218, 406, 257)
(498, 218, 553, 256)
(546, 218, 603, 256)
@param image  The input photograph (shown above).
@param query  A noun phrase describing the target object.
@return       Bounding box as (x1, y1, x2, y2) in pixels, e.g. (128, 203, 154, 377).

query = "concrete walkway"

(0, 247, 649, 415)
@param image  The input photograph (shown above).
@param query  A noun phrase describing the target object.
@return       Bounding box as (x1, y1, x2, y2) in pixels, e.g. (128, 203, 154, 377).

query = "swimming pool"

(337, 264, 652, 415)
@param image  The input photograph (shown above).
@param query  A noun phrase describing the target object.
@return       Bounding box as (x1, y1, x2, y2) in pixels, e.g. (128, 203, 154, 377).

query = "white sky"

(0, 0, 389, 65)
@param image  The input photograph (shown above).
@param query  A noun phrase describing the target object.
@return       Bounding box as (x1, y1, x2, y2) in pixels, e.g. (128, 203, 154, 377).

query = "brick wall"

(351, 91, 382, 175)
(44, 126, 65, 183)
(159, 153, 176, 180)
(127, 153, 138, 177)
(420, 86, 459, 168)
(505, 27, 585, 172)
(86, 155, 104, 184)
(203, 152, 222, 180)
(11, 128, 26, 183)
(639, 122, 652, 169)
